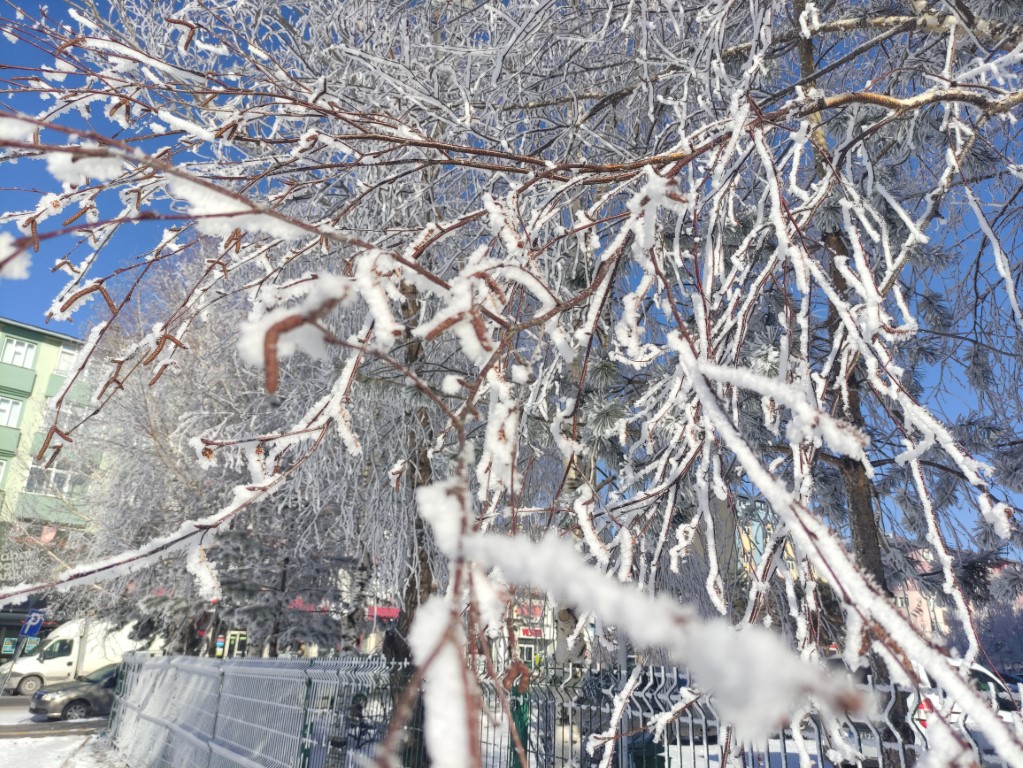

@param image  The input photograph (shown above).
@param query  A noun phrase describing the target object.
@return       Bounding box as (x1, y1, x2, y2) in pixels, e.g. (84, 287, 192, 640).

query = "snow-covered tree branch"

(2, 0, 1023, 763)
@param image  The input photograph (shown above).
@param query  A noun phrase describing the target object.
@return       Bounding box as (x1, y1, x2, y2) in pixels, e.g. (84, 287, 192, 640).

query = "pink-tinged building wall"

(892, 580, 950, 641)
(890, 545, 951, 642)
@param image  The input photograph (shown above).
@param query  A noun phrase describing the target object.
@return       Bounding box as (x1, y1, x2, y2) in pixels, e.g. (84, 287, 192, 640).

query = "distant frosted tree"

(25, 252, 426, 653)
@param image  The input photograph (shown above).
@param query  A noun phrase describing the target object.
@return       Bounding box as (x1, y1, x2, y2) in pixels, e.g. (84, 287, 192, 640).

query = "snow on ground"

(0, 706, 104, 726)
(0, 707, 47, 726)
(0, 734, 127, 767)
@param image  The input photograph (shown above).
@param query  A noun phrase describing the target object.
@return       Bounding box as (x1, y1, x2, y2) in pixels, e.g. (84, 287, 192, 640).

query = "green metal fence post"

(298, 658, 316, 768)
(206, 662, 225, 768)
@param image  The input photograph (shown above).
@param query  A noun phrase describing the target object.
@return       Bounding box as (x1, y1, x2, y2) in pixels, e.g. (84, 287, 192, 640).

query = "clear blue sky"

(0, 1, 88, 339)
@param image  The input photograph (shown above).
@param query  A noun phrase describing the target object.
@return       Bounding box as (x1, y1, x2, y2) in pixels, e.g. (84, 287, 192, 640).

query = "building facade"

(0, 316, 89, 579)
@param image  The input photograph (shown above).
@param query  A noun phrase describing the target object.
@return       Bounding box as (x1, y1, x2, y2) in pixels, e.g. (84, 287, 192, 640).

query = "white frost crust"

(408, 598, 474, 768)
(354, 251, 403, 343)
(574, 485, 610, 567)
(692, 357, 869, 461)
(413, 259, 491, 364)
(166, 175, 307, 240)
(189, 435, 218, 469)
(46, 146, 124, 186)
(80, 38, 205, 84)
(466, 533, 848, 742)
(237, 274, 353, 369)
(67, 8, 102, 32)
(185, 543, 221, 600)
(43, 56, 75, 82)
(417, 473, 467, 554)
(979, 494, 1012, 539)
(470, 565, 506, 636)
(588, 667, 643, 767)
(20, 193, 66, 231)
(158, 112, 216, 142)
(0, 114, 35, 141)
(474, 371, 520, 500)
(797, 2, 821, 38)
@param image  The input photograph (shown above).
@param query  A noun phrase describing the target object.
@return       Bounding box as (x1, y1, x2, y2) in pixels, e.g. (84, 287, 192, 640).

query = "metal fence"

(108, 653, 1018, 768)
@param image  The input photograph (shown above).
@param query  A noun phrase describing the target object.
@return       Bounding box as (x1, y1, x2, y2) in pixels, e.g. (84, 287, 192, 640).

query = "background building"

(0, 316, 89, 573)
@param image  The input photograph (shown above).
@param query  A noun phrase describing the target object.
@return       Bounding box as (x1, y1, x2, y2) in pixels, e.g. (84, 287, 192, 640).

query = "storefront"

(214, 629, 248, 658)
(513, 595, 551, 667)
(0, 601, 58, 661)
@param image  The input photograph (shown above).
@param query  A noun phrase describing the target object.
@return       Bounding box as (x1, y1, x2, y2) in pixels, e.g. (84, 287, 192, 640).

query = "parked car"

(28, 663, 121, 720)
(912, 659, 1022, 758)
(998, 671, 1023, 688)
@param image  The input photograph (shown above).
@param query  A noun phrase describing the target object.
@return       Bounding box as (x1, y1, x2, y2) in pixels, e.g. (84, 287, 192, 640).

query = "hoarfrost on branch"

(2, 0, 1023, 763)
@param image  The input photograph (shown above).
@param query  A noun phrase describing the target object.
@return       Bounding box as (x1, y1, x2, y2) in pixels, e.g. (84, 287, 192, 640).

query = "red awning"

(288, 597, 329, 612)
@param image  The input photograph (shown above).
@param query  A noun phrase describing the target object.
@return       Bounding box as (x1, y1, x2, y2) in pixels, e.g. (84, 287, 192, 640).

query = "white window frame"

(53, 347, 77, 376)
(24, 461, 75, 497)
(0, 458, 6, 484)
(1, 337, 37, 369)
(0, 397, 22, 428)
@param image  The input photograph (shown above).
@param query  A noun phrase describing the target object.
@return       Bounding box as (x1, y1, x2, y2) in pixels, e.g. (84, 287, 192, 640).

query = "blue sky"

(0, 0, 1017, 536)
(0, 1, 82, 336)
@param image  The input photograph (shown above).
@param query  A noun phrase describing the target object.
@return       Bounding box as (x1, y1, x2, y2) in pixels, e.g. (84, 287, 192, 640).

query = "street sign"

(19, 609, 46, 638)
(1, 610, 45, 695)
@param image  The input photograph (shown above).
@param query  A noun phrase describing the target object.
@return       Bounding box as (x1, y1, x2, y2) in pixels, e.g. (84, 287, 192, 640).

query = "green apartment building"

(0, 317, 89, 581)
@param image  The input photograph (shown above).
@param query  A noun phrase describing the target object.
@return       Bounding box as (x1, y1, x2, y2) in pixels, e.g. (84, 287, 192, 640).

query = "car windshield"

(19, 640, 40, 657)
(82, 665, 118, 683)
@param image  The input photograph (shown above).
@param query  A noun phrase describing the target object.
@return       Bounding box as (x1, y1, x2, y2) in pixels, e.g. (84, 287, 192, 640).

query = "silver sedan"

(28, 664, 120, 720)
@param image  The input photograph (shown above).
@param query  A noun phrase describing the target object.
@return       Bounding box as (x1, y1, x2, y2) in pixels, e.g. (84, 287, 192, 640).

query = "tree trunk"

(793, 9, 911, 759)
(394, 282, 435, 642)
(205, 609, 221, 658)
(342, 552, 373, 652)
(268, 557, 289, 658)
(794, 2, 889, 597)
(381, 283, 435, 768)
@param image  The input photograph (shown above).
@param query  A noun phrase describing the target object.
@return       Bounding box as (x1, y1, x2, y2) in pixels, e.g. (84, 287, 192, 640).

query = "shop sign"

(0, 549, 34, 582)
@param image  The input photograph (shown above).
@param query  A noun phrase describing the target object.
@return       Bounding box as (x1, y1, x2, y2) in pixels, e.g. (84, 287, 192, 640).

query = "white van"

(0, 620, 139, 695)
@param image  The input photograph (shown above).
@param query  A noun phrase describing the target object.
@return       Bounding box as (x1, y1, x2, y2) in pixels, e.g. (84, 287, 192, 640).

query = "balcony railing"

(0, 361, 36, 396)
(0, 425, 19, 454)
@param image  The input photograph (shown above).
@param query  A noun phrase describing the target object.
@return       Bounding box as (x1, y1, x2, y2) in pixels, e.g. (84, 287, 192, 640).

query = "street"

(0, 694, 106, 739)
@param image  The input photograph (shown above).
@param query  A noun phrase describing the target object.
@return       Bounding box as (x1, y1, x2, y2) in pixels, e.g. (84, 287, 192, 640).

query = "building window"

(53, 348, 77, 376)
(0, 458, 6, 483)
(45, 398, 89, 426)
(24, 458, 81, 497)
(1, 338, 37, 369)
(0, 397, 22, 428)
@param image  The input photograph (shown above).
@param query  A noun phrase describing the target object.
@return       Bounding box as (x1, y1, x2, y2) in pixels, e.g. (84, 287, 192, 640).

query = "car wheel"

(16, 676, 42, 696)
(62, 700, 91, 720)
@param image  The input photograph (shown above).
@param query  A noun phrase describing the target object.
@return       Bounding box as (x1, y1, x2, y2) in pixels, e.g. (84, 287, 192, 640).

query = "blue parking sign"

(19, 609, 45, 638)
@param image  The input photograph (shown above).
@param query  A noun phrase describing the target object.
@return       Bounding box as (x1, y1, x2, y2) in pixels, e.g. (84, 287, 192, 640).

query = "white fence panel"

(108, 653, 1020, 768)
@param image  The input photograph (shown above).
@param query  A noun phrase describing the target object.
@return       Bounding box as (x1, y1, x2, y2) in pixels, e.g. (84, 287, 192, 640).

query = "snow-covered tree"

(29, 250, 444, 653)
(3, 0, 1023, 763)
